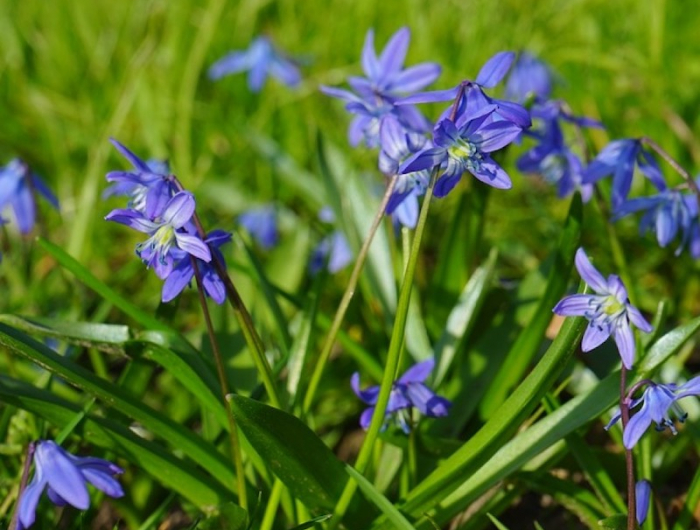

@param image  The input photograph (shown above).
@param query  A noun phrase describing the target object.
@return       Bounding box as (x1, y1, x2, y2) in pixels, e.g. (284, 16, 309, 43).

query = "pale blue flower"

(553, 248, 652, 369)
(238, 205, 278, 250)
(0, 158, 58, 234)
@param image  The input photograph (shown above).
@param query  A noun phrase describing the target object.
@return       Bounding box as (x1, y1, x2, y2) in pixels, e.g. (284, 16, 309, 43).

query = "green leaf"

(432, 249, 498, 387)
(228, 395, 374, 527)
(0, 323, 235, 490)
(0, 376, 233, 510)
(286, 514, 333, 530)
(479, 194, 583, 417)
(346, 465, 416, 530)
(486, 513, 512, 530)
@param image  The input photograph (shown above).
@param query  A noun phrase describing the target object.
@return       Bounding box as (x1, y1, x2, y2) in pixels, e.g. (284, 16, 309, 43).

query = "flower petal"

(581, 322, 610, 352)
(390, 63, 441, 93)
(636, 480, 652, 526)
(469, 158, 512, 190)
(351, 373, 379, 405)
(377, 27, 410, 81)
(176, 233, 212, 262)
(552, 294, 595, 316)
(613, 322, 635, 369)
(162, 260, 194, 303)
(399, 358, 434, 384)
(623, 398, 653, 448)
(574, 248, 608, 293)
(475, 51, 515, 88)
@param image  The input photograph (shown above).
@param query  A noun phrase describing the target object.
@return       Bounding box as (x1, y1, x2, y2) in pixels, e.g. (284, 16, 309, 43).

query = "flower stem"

(190, 256, 248, 509)
(329, 169, 436, 529)
(9, 442, 35, 530)
(301, 174, 398, 415)
(620, 366, 637, 530)
(170, 175, 281, 408)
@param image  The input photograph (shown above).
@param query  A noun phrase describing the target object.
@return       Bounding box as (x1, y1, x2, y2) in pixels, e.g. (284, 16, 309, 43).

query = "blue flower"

(18, 440, 123, 529)
(162, 229, 231, 304)
(400, 107, 522, 197)
(238, 205, 279, 250)
(105, 139, 176, 219)
(0, 158, 59, 234)
(321, 27, 439, 147)
(310, 231, 353, 274)
(636, 480, 652, 526)
(351, 358, 451, 433)
(505, 52, 554, 104)
(208, 36, 301, 92)
(606, 376, 700, 448)
(553, 248, 652, 369)
(583, 139, 666, 209)
(106, 191, 211, 279)
(399, 51, 532, 131)
(615, 188, 699, 255)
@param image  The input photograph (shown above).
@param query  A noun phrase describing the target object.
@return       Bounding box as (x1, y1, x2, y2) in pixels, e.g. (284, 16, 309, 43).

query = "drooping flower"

(583, 138, 666, 209)
(636, 480, 652, 526)
(505, 52, 554, 104)
(105, 138, 176, 219)
(614, 187, 699, 256)
(17, 441, 123, 529)
(0, 158, 59, 234)
(400, 107, 522, 197)
(238, 205, 279, 250)
(162, 229, 231, 304)
(208, 36, 301, 92)
(606, 376, 700, 448)
(351, 358, 451, 433)
(321, 27, 439, 147)
(552, 248, 652, 369)
(106, 191, 211, 279)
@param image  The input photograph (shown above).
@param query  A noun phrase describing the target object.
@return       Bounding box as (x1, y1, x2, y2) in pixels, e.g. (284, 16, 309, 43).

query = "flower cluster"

(104, 139, 230, 303)
(352, 358, 451, 433)
(17, 441, 123, 529)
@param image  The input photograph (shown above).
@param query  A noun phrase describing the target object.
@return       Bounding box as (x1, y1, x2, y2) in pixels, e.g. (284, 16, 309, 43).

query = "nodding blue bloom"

(583, 138, 666, 209)
(505, 52, 554, 104)
(238, 205, 279, 250)
(106, 191, 211, 279)
(636, 480, 652, 526)
(310, 231, 353, 274)
(553, 248, 652, 369)
(399, 51, 531, 131)
(162, 229, 231, 304)
(606, 376, 700, 448)
(351, 358, 451, 433)
(208, 36, 301, 92)
(321, 27, 439, 147)
(400, 107, 522, 197)
(106, 139, 176, 219)
(615, 188, 700, 256)
(18, 441, 123, 529)
(0, 158, 58, 234)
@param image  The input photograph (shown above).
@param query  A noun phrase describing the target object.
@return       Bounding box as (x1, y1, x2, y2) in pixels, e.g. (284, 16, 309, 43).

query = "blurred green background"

(1, 0, 700, 316)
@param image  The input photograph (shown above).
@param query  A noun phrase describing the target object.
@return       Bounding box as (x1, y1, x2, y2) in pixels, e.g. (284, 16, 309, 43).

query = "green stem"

(259, 479, 284, 530)
(301, 175, 398, 414)
(191, 256, 248, 509)
(329, 170, 437, 528)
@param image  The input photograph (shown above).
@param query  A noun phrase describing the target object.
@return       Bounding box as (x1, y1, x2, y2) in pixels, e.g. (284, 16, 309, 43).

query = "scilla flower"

(553, 248, 652, 369)
(18, 441, 123, 529)
(351, 358, 451, 433)
(106, 191, 211, 279)
(0, 158, 59, 234)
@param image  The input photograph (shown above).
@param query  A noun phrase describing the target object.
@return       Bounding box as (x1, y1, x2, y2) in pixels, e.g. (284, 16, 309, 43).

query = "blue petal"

(39, 442, 90, 510)
(635, 480, 652, 526)
(581, 322, 610, 352)
(361, 29, 380, 80)
(475, 51, 515, 88)
(162, 260, 195, 302)
(623, 397, 653, 448)
(552, 294, 595, 316)
(469, 157, 512, 190)
(399, 358, 434, 384)
(176, 233, 212, 262)
(574, 248, 608, 293)
(390, 63, 441, 93)
(351, 372, 379, 405)
(377, 27, 410, 83)
(613, 322, 635, 369)
(270, 58, 301, 87)
(18, 467, 46, 528)
(208, 51, 251, 80)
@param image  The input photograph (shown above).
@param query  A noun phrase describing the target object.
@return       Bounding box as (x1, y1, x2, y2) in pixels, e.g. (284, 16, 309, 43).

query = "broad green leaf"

(479, 195, 583, 417)
(228, 395, 374, 528)
(433, 248, 498, 387)
(0, 323, 235, 489)
(0, 376, 233, 510)
(403, 315, 700, 529)
(346, 465, 416, 530)
(0, 315, 130, 354)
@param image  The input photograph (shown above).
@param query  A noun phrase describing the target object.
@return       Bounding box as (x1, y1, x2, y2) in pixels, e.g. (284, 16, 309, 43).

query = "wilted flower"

(351, 358, 451, 433)
(583, 138, 666, 209)
(606, 376, 700, 448)
(238, 205, 279, 250)
(208, 36, 301, 92)
(106, 191, 211, 279)
(162, 229, 231, 304)
(17, 441, 123, 529)
(553, 248, 652, 369)
(505, 52, 554, 104)
(0, 158, 58, 234)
